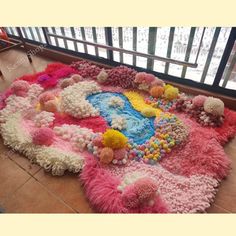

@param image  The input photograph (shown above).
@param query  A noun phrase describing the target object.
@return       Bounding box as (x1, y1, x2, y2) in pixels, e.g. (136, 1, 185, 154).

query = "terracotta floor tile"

(3, 178, 75, 213)
(0, 156, 31, 201)
(206, 204, 231, 213)
(34, 169, 93, 213)
(0, 139, 41, 176)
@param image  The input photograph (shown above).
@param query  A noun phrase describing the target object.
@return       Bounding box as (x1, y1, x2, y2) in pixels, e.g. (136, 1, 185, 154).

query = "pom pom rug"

(1, 61, 236, 213)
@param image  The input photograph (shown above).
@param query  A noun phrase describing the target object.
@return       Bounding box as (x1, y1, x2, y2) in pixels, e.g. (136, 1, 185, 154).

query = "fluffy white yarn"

(111, 115, 126, 130)
(0, 95, 31, 123)
(61, 81, 101, 118)
(34, 111, 55, 127)
(108, 96, 124, 109)
(54, 124, 96, 151)
(0, 113, 84, 176)
(27, 84, 44, 101)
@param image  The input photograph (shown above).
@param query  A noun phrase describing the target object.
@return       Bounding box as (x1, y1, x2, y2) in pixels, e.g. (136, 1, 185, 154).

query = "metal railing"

(3, 27, 236, 95)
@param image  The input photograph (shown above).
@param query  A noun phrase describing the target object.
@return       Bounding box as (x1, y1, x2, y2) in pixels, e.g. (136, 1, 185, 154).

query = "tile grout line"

(30, 175, 79, 213)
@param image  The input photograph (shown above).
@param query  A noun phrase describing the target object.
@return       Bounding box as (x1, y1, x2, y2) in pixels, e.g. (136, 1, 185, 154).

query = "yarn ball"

(164, 84, 173, 91)
(99, 147, 114, 164)
(150, 86, 164, 98)
(71, 60, 102, 79)
(32, 127, 54, 146)
(60, 78, 75, 89)
(135, 72, 156, 84)
(39, 92, 55, 105)
(11, 80, 30, 97)
(122, 178, 158, 209)
(71, 74, 83, 83)
(164, 87, 179, 100)
(141, 107, 156, 117)
(43, 100, 58, 113)
(97, 69, 108, 84)
(102, 129, 128, 149)
(106, 66, 137, 89)
(192, 95, 207, 107)
(92, 135, 104, 147)
(151, 77, 164, 87)
(113, 148, 127, 160)
(203, 97, 224, 116)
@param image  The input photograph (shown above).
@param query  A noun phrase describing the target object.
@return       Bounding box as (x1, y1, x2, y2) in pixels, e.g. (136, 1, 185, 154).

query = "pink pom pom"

(43, 100, 58, 112)
(113, 148, 127, 160)
(192, 95, 207, 107)
(151, 77, 164, 87)
(32, 127, 54, 146)
(60, 78, 75, 89)
(122, 178, 158, 209)
(92, 135, 103, 147)
(11, 80, 30, 97)
(135, 72, 155, 84)
(39, 92, 55, 105)
(71, 74, 83, 82)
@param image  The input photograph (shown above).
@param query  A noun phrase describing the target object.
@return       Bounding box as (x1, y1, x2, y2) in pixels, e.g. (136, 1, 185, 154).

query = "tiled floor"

(0, 49, 235, 213)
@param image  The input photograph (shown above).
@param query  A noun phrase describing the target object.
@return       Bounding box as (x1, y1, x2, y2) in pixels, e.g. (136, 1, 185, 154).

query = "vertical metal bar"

(118, 27, 123, 63)
(28, 27, 36, 41)
(105, 27, 113, 60)
(80, 27, 88, 54)
(181, 27, 196, 78)
(70, 27, 78, 52)
(51, 27, 59, 46)
(8, 27, 14, 35)
(42, 27, 51, 45)
(200, 27, 221, 83)
(147, 27, 157, 70)
(133, 27, 137, 66)
(60, 27, 68, 49)
(165, 27, 175, 74)
(222, 50, 236, 87)
(35, 27, 43, 42)
(213, 27, 236, 87)
(194, 27, 206, 64)
(21, 27, 28, 38)
(92, 27, 99, 57)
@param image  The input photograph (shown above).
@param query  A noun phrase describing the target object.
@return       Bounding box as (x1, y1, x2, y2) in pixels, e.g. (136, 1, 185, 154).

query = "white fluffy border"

(0, 113, 84, 176)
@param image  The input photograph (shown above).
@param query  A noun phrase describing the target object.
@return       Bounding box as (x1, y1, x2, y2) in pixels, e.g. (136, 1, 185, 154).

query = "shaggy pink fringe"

(80, 154, 169, 213)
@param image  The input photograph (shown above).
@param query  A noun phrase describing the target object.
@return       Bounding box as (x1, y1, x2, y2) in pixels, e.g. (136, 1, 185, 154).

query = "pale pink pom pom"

(32, 127, 54, 146)
(192, 95, 207, 107)
(60, 78, 75, 89)
(122, 178, 158, 209)
(39, 92, 55, 105)
(11, 80, 30, 97)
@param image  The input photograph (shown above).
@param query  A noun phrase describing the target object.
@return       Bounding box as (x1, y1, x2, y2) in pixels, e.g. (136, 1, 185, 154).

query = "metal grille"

(3, 27, 236, 92)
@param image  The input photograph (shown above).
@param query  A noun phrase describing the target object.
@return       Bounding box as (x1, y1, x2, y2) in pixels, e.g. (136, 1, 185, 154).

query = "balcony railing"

(3, 27, 236, 96)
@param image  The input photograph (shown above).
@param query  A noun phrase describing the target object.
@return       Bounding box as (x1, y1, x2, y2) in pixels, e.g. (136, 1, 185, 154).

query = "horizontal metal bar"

(222, 50, 236, 87)
(47, 32, 198, 68)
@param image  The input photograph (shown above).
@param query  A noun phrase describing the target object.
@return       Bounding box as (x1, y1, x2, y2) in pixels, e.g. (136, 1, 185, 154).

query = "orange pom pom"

(100, 147, 114, 164)
(150, 86, 164, 98)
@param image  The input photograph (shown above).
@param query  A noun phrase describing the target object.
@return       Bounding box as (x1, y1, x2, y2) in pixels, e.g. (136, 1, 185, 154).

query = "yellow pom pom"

(164, 87, 179, 100)
(164, 84, 173, 91)
(102, 129, 128, 149)
(141, 107, 156, 117)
